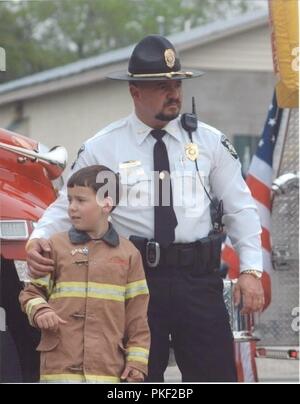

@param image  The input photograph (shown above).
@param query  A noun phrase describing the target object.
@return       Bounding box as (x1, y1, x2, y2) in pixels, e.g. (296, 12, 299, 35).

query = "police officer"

(27, 35, 264, 382)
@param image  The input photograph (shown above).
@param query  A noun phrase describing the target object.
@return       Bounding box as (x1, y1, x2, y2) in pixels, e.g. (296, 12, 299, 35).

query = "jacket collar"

(131, 112, 182, 145)
(68, 223, 120, 247)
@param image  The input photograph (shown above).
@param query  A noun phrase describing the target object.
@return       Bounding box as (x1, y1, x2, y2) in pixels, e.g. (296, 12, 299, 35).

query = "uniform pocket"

(37, 331, 60, 372)
(120, 165, 153, 209)
(173, 161, 205, 216)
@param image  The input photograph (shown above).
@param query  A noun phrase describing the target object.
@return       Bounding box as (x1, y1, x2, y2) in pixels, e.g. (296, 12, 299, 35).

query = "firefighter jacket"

(20, 224, 150, 383)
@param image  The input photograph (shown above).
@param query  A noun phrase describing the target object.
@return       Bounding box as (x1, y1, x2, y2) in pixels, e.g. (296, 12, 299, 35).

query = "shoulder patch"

(71, 144, 85, 170)
(221, 135, 238, 160)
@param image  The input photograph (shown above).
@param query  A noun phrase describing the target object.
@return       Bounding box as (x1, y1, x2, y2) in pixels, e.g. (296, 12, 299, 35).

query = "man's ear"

(102, 196, 114, 214)
(129, 83, 139, 100)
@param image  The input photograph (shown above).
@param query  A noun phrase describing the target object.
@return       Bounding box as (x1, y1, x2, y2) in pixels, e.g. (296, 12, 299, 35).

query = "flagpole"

(271, 108, 291, 205)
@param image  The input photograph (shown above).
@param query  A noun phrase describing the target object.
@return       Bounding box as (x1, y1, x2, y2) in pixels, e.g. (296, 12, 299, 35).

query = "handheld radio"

(180, 98, 224, 233)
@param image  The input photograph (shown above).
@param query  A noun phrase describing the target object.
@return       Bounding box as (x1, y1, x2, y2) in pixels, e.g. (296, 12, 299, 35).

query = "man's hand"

(234, 274, 265, 314)
(27, 238, 55, 278)
(35, 311, 67, 332)
(121, 365, 144, 382)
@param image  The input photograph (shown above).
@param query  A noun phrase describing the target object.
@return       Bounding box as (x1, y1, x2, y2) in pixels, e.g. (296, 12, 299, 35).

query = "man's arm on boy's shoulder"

(123, 248, 150, 377)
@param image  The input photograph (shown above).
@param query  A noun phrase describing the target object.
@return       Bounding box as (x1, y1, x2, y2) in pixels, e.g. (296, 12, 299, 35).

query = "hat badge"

(164, 49, 176, 68)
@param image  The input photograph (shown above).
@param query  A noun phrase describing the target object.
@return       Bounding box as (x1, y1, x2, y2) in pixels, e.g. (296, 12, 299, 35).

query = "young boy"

(20, 165, 150, 383)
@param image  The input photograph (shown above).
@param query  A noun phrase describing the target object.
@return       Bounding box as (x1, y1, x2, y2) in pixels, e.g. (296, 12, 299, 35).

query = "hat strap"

(127, 71, 194, 79)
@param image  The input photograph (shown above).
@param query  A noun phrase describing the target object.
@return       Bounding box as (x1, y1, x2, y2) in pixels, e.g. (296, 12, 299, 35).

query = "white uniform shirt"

(31, 112, 263, 272)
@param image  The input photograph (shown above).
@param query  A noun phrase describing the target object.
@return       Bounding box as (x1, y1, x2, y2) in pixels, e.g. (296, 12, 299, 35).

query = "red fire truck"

(0, 128, 67, 382)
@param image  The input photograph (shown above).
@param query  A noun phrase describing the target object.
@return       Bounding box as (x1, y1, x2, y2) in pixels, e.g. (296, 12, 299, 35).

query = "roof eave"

(0, 10, 269, 105)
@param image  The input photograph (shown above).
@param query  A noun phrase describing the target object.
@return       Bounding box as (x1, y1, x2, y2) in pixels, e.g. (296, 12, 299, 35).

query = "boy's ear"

(102, 196, 114, 214)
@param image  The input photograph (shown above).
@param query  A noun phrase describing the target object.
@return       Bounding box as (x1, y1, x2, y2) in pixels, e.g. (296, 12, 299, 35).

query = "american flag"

(222, 92, 283, 382)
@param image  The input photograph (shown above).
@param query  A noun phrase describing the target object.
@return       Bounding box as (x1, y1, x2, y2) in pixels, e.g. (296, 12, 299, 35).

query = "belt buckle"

(146, 240, 160, 268)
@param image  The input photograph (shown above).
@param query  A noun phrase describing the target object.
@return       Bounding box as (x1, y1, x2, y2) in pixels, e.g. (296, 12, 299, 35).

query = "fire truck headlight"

(0, 220, 29, 240)
(14, 260, 30, 282)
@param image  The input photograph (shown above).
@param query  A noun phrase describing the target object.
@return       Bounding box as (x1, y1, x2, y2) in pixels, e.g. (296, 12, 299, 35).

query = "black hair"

(67, 165, 122, 211)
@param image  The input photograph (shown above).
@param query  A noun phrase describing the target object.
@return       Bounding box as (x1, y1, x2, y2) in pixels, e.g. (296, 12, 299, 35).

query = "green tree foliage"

(0, 0, 259, 82)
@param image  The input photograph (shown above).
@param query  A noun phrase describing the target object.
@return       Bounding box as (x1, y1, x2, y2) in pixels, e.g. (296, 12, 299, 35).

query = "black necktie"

(151, 129, 178, 247)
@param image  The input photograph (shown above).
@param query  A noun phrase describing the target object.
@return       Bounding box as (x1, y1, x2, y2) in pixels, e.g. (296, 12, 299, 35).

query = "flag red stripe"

(246, 175, 272, 209)
(222, 244, 240, 277)
(261, 227, 272, 251)
(250, 342, 258, 382)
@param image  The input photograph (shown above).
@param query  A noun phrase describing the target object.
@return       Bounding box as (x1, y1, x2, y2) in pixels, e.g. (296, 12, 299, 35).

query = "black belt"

(129, 232, 224, 273)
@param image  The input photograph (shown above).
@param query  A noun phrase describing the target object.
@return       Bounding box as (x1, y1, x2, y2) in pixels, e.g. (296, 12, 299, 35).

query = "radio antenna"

(192, 96, 196, 115)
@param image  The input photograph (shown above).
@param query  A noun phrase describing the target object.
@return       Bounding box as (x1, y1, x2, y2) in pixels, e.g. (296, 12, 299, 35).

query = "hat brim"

(106, 68, 204, 81)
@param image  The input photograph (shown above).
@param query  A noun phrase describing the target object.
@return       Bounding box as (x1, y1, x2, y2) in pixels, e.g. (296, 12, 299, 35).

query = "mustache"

(164, 99, 181, 107)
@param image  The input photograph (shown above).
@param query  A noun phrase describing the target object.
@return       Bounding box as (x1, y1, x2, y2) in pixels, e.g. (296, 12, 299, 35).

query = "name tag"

(119, 160, 145, 184)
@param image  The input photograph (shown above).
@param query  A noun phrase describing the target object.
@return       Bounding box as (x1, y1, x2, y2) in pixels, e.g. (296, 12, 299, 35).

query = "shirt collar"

(68, 223, 120, 247)
(131, 112, 182, 145)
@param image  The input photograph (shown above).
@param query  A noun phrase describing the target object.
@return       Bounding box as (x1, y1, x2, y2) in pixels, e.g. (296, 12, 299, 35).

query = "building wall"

(183, 70, 275, 137)
(0, 68, 275, 170)
(183, 25, 273, 71)
(0, 80, 132, 169)
(0, 22, 275, 170)
(0, 103, 18, 130)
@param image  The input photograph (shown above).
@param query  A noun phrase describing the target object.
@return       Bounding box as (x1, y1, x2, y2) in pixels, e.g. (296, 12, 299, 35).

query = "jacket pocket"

(37, 331, 60, 372)
(36, 330, 60, 352)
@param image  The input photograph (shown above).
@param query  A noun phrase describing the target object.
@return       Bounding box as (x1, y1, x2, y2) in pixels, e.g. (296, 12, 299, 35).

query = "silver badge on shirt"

(71, 247, 89, 256)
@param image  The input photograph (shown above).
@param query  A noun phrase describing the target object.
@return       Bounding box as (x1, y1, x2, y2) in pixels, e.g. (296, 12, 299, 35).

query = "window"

(233, 135, 260, 176)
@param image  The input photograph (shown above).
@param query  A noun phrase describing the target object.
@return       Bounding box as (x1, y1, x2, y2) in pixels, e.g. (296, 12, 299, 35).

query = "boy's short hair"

(67, 165, 122, 211)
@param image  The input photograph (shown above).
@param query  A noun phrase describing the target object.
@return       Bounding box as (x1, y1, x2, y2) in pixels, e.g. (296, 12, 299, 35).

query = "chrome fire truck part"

(258, 108, 299, 348)
(223, 279, 260, 342)
(0, 142, 68, 179)
(272, 173, 299, 195)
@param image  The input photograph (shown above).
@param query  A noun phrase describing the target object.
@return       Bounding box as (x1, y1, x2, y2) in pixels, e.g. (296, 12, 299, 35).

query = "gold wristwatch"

(240, 270, 263, 279)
